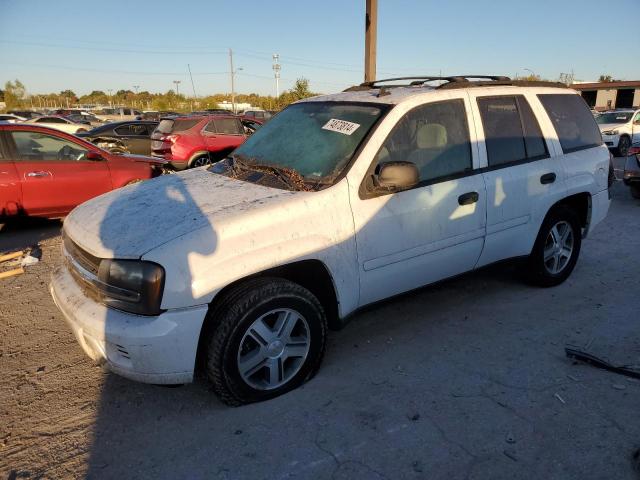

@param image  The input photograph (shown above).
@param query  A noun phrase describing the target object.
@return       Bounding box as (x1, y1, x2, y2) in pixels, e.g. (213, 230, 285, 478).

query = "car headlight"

(602, 130, 619, 136)
(97, 259, 165, 315)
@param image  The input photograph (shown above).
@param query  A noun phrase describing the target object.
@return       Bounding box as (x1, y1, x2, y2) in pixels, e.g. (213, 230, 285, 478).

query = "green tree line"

(1, 78, 317, 112)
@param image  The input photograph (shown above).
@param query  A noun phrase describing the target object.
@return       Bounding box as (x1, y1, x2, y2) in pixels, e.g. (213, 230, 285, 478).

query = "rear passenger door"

(469, 93, 567, 267)
(114, 123, 150, 155)
(202, 118, 246, 159)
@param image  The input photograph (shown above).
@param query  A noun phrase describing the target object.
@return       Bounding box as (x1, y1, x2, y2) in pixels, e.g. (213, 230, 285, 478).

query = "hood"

(64, 168, 297, 259)
(598, 123, 625, 132)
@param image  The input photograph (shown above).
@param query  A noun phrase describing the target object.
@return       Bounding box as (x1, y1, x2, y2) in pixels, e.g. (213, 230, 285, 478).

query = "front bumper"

(50, 264, 209, 384)
(602, 134, 619, 148)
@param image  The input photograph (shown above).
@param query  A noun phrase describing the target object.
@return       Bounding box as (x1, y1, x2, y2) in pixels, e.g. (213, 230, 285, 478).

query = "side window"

(115, 124, 147, 136)
(10, 131, 88, 161)
(204, 120, 216, 133)
(373, 99, 472, 183)
(517, 97, 548, 159)
(478, 96, 548, 167)
(214, 118, 243, 135)
(538, 94, 602, 153)
(123, 109, 132, 116)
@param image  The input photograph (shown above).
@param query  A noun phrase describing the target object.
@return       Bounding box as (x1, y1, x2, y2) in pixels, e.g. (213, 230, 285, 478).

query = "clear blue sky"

(1, 0, 638, 97)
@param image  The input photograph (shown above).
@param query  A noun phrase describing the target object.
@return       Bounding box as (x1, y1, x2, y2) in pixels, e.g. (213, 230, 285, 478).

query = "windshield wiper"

(229, 154, 313, 192)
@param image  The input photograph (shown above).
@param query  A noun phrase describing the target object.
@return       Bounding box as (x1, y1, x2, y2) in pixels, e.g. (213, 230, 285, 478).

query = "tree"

(291, 78, 313, 100)
(598, 75, 613, 82)
(3, 80, 27, 110)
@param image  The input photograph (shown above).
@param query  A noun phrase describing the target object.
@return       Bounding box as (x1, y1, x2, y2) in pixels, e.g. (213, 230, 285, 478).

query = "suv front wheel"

(205, 277, 327, 406)
(525, 206, 582, 287)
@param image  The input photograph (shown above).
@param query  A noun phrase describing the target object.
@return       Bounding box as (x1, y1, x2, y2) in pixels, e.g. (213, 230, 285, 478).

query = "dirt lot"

(1, 177, 639, 480)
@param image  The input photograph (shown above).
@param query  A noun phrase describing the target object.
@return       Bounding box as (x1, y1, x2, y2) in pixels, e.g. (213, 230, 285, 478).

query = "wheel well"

(187, 151, 209, 167)
(194, 260, 340, 373)
(550, 192, 591, 228)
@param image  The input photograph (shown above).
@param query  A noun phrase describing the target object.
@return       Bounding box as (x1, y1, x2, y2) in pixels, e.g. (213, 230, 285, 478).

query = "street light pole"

(173, 80, 181, 96)
(229, 48, 236, 113)
(272, 54, 281, 99)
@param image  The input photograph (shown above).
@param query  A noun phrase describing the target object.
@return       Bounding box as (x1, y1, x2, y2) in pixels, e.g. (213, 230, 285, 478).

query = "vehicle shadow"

(0, 217, 62, 252)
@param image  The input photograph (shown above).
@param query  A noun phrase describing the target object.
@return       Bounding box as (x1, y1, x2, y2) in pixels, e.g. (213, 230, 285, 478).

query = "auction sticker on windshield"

(322, 118, 361, 135)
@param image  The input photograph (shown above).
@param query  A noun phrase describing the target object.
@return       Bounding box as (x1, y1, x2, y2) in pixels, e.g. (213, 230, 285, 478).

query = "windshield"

(596, 112, 633, 124)
(230, 102, 386, 181)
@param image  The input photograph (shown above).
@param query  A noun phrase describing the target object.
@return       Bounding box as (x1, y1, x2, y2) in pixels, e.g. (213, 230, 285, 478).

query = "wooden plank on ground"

(0, 251, 24, 263)
(0, 267, 24, 279)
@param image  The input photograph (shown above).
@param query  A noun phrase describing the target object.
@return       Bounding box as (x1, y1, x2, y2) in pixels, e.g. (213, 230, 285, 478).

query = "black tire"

(204, 277, 327, 406)
(631, 185, 640, 199)
(525, 205, 582, 287)
(617, 136, 631, 157)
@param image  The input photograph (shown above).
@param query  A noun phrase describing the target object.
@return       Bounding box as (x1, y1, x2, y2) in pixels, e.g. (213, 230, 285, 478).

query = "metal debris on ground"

(565, 347, 640, 380)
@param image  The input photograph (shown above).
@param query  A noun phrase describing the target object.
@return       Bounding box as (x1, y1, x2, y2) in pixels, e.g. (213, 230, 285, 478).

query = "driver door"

(8, 130, 112, 217)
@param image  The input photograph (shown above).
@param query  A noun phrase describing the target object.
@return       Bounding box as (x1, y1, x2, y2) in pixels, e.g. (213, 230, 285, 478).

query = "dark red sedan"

(0, 124, 166, 219)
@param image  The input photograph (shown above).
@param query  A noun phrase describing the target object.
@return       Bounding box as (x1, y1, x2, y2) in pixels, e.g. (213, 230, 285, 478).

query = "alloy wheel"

(543, 221, 574, 274)
(237, 308, 311, 390)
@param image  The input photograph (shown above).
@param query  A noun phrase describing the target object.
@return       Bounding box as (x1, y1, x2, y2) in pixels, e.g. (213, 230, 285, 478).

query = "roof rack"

(344, 75, 567, 92)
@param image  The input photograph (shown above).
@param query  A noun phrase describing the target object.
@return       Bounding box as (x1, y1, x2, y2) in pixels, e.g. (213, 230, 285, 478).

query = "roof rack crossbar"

(359, 75, 511, 88)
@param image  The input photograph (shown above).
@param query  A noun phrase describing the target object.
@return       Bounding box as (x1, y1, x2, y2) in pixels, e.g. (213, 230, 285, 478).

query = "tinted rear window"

(538, 94, 602, 153)
(214, 118, 243, 135)
(171, 119, 200, 132)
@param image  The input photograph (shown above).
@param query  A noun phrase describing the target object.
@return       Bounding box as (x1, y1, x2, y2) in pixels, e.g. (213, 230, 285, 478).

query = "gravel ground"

(1, 175, 639, 480)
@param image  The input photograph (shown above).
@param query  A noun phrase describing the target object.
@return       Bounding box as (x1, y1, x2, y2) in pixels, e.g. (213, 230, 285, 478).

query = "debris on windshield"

(228, 155, 315, 192)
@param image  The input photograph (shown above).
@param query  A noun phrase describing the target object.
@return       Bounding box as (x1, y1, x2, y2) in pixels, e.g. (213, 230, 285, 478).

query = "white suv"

(50, 76, 612, 405)
(596, 109, 640, 156)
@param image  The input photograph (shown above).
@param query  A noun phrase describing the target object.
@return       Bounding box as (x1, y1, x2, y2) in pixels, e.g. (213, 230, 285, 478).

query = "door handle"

(26, 171, 51, 178)
(458, 191, 479, 205)
(540, 172, 556, 184)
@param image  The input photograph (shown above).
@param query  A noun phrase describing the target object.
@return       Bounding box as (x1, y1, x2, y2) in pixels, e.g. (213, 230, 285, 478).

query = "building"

(571, 81, 640, 111)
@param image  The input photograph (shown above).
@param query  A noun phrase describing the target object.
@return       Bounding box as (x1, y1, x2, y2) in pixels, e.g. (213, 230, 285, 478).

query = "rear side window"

(157, 118, 199, 134)
(538, 94, 602, 153)
(214, 118, 243, 135)
(115, 124, 148, 136)
(478, 95, 548, 167)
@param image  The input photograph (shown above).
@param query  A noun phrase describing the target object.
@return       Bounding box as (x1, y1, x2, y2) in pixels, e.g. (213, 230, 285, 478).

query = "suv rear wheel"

(525, 205, 582, 287)
(204, 277, 327, 406)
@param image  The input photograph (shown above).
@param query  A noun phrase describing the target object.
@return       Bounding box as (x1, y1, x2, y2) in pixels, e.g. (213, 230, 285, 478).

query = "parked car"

(0, 114, 26, 123)
(96, 107, 143, 123)
(150, 115, 247, 169)
(596, 109, 640, 157)
(23, 115, 90, 134)
(136, 111, 178, 121)
(243, 110, 274, 122)
(77, 120, 159, 155)
(0, 124, 166, 219)
(622, 142, 640, 198)
(7, 110, 41, 119)
(51, 76, 611, 405)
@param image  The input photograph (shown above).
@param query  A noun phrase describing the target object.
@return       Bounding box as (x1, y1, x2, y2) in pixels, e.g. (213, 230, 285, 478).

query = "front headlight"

(97, 259, 165, 315)
(602, 130, 619, 136)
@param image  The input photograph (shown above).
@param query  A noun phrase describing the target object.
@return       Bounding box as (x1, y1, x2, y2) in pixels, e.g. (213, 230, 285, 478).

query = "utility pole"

(107, 89, 113, 108)
(133, 85, 140, 108)
(173, 80, 181, 96)
(229, 48, 236, 113)
(272, 54, 281, 99)
(364, 0, 377, 82)
(187, 64, 197, 99)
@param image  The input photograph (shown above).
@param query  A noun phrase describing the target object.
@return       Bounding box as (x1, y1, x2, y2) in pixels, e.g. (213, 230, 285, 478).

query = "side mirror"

(86, 151, 105, 161)
(376, 161, 419, 192)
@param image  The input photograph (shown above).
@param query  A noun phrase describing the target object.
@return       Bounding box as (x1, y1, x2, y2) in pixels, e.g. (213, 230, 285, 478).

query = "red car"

(0, 124, 165, 219)
(150, 115, 252, 170)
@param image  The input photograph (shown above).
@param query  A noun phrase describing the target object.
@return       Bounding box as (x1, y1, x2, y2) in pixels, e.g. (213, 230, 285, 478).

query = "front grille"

(63, 233, 101, 276)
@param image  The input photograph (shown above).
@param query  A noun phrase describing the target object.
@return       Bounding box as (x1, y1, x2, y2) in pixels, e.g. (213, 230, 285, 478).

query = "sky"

(0, 0, 638, 97)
